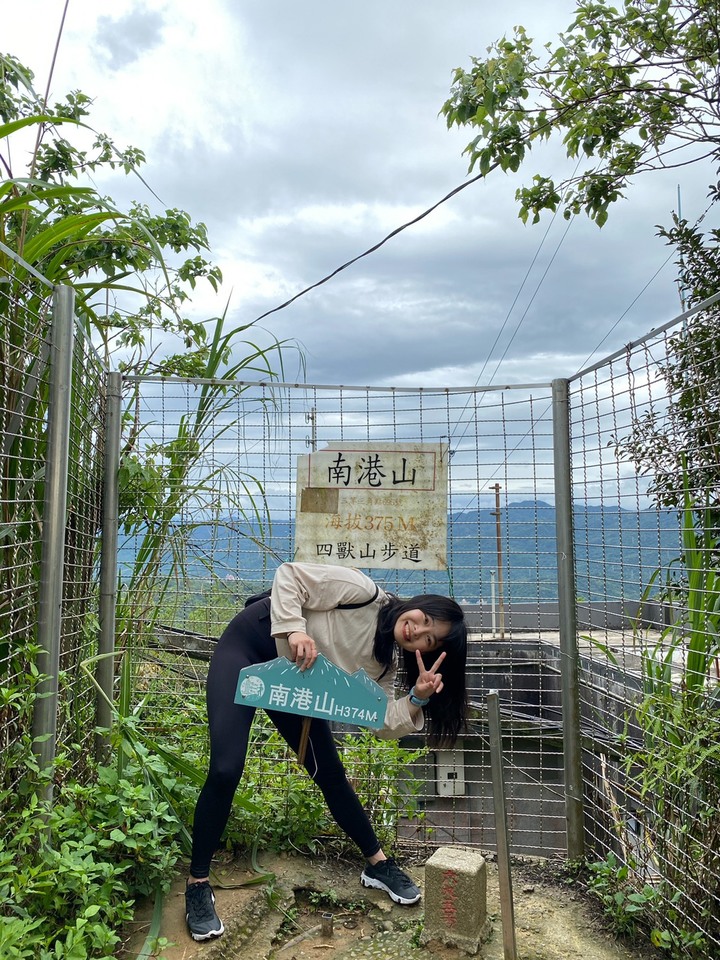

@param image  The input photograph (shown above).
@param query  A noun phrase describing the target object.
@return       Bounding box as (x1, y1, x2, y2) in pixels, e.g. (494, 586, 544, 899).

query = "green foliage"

(587, 852, 661, 937)
(96, 653, 428, 876)
(275, 902, 300, 940)
(613, 307, 720, 517)
(341, 729, 428, 849)
(659, 200, 720, 307)
(0, 762, 183, 959)
(0, 52, 223, 376)
(216, 716, 428, 857)
(113, 306, 289, 663)
(228, 718, 331, 854)
(408, 917, 425, 947)
(588, 853, 710, 957)
(306, 888, 368, 913)
(621, 688, 720, 958)
(633, 467, 720, 708)
(0, 48, 292, 798)
(602, 474, 720, 957)
(441, 0, 720, 226)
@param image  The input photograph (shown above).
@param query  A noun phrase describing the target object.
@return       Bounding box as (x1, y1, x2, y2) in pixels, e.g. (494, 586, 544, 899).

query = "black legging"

(189, 598, 382, 878)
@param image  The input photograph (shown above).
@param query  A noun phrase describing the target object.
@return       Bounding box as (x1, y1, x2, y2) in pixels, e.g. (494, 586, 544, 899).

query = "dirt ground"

(117, 850, 656, 960)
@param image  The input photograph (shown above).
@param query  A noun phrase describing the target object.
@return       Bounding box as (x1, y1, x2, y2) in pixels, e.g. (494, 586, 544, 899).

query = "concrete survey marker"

(421, 846, 491, 954)
(234, 654, 387, 729)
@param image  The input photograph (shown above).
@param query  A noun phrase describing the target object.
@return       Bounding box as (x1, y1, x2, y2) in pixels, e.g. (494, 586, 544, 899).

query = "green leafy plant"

(274, 903, 300, 941)
(441, 0, 720, 229)
(0, 47, 294, 805)
(0, 757, 183, 959)
(229, 717, 331, 854)
(307, 888, 368, 913)
(341, 729, 428, 850)
(188, 715, 430, 858)
(632, 464, 720, 714)
(114, 320, 288, 661)
(587, 853, 654, 937)
(409, 917, 425, 947)
(598, 467, 720, 958)
(588, 853, 710, 957)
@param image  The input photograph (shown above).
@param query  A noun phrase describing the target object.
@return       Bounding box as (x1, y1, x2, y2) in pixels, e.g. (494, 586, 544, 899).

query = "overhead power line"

(251, 170, 488, 325)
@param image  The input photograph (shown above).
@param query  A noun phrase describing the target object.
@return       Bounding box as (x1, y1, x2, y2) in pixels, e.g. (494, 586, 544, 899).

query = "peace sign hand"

(413, 649, 446, 700)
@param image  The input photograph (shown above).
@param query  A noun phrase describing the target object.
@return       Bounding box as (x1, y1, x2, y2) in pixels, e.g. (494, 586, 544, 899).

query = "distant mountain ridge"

(118, 500, 681, 603)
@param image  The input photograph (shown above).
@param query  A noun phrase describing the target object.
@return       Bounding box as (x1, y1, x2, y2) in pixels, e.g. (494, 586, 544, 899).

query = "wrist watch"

(408, 686, 430, 707)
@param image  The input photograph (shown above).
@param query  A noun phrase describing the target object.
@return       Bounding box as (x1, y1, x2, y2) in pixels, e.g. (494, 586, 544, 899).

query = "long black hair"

(373, 594, 468, 746)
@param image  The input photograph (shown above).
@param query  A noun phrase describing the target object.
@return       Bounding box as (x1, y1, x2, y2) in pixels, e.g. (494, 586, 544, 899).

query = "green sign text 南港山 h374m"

(235, 655, 388, 763)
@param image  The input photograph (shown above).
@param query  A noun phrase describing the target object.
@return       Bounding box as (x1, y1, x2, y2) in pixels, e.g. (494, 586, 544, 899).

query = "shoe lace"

(187, 883, 216, 922)
(381, 858, 412, 884)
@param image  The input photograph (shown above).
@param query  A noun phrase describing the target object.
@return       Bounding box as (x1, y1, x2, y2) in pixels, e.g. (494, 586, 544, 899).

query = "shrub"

(0, 763, 183, 959)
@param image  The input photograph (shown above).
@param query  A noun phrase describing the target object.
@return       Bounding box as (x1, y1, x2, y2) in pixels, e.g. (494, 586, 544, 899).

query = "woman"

(185, 561, 468, 942)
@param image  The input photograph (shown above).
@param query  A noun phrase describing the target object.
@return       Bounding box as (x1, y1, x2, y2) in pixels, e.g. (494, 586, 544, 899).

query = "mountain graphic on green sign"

(234, 655, 387, 729)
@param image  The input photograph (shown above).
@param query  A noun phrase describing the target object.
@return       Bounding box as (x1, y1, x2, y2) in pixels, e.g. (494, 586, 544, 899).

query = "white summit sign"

(294, 441, 448, 571)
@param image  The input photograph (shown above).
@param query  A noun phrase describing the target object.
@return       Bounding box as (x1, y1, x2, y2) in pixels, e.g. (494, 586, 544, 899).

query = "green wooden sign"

(234, 654, 387, 729)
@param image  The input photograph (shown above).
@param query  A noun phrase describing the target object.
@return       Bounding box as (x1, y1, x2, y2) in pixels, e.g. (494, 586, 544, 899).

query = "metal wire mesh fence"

(119, 378, 559, 606)
(120, 376, 571, 857)
(118, 305, 719, 952)
(2, 248, 718, 954)
(0, 268, 51, 793)
(568, 307, 720, 957)
(0, 263, 107, 795)
(55, 312, 108, 778)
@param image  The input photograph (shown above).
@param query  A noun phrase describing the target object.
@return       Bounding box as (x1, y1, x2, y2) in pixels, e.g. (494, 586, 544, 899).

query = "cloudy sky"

(6, 0, 714, 388)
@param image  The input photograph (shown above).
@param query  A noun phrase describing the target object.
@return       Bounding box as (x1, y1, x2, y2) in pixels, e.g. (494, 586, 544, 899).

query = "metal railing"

(2, 234, 718, 954)
(1, 257, 108, 799)
(116, 375, 569, 856)
(567, 296, 720, 956)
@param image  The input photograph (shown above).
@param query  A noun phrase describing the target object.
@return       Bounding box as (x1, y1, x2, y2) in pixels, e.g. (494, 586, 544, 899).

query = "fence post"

(551, 378, 585, 860)
(32, 284, 75, 802)
(487, 691, 518, 960)
(96, 371, 123, 762)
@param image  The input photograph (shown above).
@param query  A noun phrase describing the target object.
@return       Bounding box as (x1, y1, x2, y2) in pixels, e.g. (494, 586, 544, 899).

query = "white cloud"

(6, 0, 715, 390)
